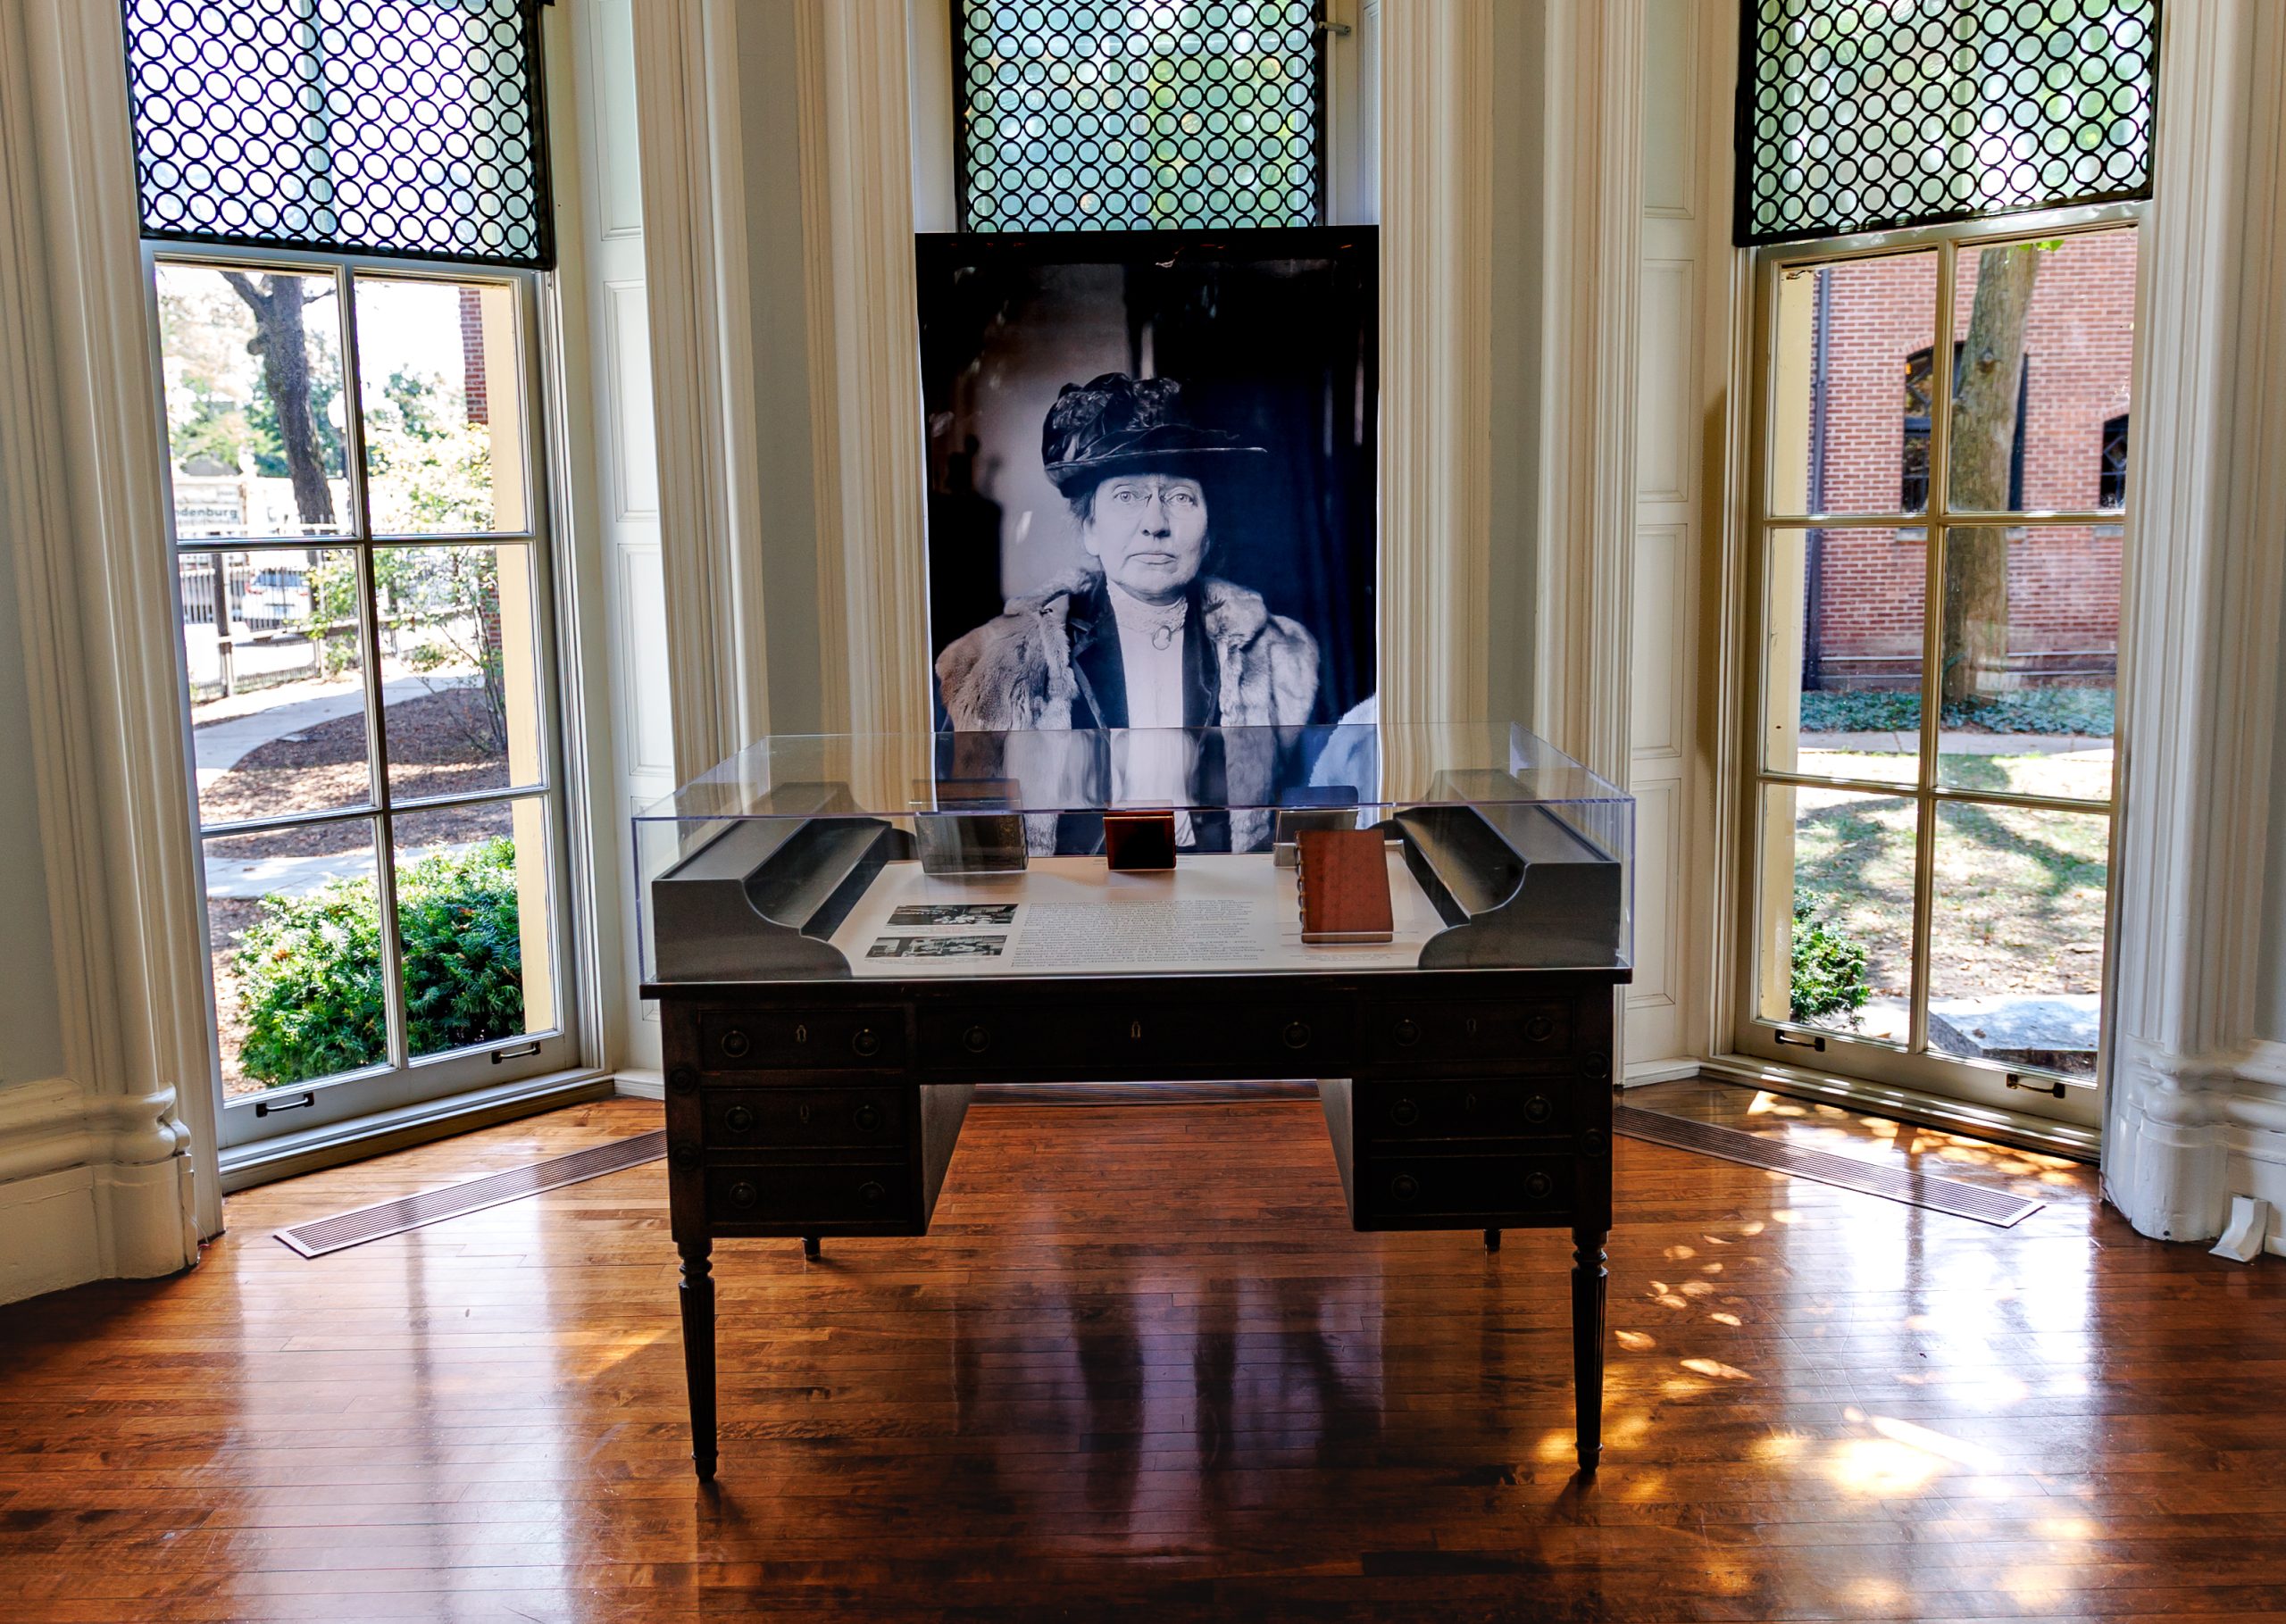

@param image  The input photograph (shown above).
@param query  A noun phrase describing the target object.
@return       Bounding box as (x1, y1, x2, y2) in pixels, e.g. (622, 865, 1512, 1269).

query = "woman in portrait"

(935, 374, 1320, 851)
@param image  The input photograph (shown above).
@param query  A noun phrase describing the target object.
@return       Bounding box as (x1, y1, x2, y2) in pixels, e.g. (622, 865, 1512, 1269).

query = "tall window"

(128, 2, 572, 1150)
(1732, 0, 2153, 1128)
(953, 0, 1324, 231)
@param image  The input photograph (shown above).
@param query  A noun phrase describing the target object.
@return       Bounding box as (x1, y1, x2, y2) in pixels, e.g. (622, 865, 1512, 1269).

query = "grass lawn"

(1781, 767, 2110, 1030)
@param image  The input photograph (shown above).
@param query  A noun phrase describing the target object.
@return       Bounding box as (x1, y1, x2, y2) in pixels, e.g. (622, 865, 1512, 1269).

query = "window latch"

(1773, 1029, 1827, 1053)
(254, 1090, 315, 1117)
(2006, 1073, 2066, 1100)
(492, 1041, 543, 1065)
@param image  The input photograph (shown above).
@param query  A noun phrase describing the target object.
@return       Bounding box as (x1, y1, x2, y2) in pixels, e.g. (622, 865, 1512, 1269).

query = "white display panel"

(828, 848, 1443, 978)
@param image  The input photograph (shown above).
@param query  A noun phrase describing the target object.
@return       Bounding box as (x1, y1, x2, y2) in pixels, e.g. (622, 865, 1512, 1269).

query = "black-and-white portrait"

(917, 229, 1377, 852)
(867, 935, 1009, 960)
(887, 904, 1019, 929)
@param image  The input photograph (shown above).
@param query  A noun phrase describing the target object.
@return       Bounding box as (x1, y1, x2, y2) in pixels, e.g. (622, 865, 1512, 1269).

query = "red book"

(1296, 829, 1394, 944)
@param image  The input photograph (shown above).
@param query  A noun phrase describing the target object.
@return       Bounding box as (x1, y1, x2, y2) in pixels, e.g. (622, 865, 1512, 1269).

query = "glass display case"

(636, 722, 1632, 986)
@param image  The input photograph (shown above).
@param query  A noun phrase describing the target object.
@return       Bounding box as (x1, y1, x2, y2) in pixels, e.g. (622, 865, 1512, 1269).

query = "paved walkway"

(192, 672, 476, 790)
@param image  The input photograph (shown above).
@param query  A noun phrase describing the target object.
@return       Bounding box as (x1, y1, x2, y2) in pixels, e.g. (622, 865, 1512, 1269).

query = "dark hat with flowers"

(1039, 373, 1265, 496)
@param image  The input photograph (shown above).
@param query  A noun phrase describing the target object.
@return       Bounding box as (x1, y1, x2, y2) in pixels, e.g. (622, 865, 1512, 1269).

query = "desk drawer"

(1355, 1078, 1571, 1143)
(703, 1087, 907, 1148)
(698, 1008, 904, 1071)
(1356, 1152, 1573, 1222)
(705, 1161, 912, 1225)
(919, 1002, 1347, 1074)
(1363, 999, 1574, 1066)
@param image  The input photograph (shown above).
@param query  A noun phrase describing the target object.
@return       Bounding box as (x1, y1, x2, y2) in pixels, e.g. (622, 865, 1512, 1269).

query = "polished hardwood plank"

(2, 1087, 2283, 1621)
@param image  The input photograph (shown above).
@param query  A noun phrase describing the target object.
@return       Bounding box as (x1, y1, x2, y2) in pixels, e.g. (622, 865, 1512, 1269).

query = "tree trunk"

(222, 272, 338, 529)
(1940, 244, 2040, 707)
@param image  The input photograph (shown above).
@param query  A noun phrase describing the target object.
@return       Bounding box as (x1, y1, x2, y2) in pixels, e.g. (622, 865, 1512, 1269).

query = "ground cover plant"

(232, 838, 525, 1087)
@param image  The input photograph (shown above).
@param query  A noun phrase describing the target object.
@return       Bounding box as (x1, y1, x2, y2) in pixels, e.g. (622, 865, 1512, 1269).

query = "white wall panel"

(591, 0, 645, 237)
(605, 281, 661, 518)
(618, 543, 676, 781)
(1636, 259, 1695, 504)
(1631, 524, 1682, 759)
(1641, 0, 1696, 217)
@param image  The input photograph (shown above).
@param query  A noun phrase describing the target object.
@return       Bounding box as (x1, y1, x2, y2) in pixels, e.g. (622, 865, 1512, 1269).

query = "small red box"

(1297, 829, 1394, 943)
(1104, 808, 1178, 871)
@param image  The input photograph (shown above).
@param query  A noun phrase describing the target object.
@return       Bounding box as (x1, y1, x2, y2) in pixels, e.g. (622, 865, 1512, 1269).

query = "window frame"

(1727, 199, 2145, 1132)
(141, 237, 583, 1152)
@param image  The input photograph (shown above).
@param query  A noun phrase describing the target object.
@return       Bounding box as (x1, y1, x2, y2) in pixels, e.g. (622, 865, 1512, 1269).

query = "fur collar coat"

(935, 569, 1320, 851)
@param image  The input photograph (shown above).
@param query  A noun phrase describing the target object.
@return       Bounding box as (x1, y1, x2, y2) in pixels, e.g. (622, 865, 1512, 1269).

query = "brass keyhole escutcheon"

(1464, 1015, 1480, 1038)
(794, 1022, 809, 1045)
(796, 1103, 812, 1125)
(1130, 1019, 1143, 1042)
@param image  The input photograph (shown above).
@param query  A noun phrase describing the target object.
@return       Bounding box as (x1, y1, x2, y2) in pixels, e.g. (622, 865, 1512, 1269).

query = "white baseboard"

(613, 1069, 665, 1100)
(0, 1076, 200, 1306)
(1622, 1057, 1705, 1087)
(1697, 1053, 2103, 1161)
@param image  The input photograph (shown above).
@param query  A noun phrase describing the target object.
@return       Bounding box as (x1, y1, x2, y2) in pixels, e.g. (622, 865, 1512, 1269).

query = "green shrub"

(234, 837, 525, 1087)
(1797, 685, 2114, 737)
(1790, 897, 1871, 1028)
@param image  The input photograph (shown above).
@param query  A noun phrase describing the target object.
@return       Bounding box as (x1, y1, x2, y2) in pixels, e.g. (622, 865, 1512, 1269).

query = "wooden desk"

(655, 968, 1620, 1479)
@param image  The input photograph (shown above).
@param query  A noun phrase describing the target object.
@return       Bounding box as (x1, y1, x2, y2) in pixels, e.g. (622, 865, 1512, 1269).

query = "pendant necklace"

(1146, 601, 1186, 650)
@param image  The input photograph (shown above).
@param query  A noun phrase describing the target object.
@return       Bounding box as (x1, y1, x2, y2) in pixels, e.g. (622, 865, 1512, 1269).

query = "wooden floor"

(4, 1081, 2283, 1622)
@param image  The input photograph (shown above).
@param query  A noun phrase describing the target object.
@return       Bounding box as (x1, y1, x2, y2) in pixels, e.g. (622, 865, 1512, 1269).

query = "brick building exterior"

(1800, 230, 2134, 690)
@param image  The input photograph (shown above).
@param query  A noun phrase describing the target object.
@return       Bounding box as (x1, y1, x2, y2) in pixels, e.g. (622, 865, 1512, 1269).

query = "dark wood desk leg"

(1482, 1227, 1501, 1253)
(802, 1235, 821, 1262)
(1571, 1225, 1607, 1472)
(678, 1239, 717, 1481)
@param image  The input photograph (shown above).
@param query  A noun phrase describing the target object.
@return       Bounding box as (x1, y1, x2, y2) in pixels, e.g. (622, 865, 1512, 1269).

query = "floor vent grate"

(1614, 1105, 2042, 1228)
(275, 1130, 667, 1258)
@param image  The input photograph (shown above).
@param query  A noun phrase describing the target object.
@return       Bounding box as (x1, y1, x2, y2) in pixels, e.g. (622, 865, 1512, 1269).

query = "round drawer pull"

(851, 1027, 882, 1058)
(720, 1028, 751, 1060)
(728, 1180, 759, 1209)
(1583, 1049, 1611, 1081)
(1389, 1097, 1420, 1128)
(1282, 1020, 1312, 1050)
(672, 1145, 700, 1170)
(1523, 1095, 1553, 1125)
(1524, 1170, 1555, 1202)
(723, 1105, 755, 1134)
(853, 1103, 884, 1133)
(963, 1024, 991, 1054)
(1391, 1017, 1421, 1047)
(858, 1180, 886, 1206)
(669, 1067, 698, 1095)
(1526, 1014, 1555, 1044)
(1389, 1172, 1421, 1203)
(1581, 1128, 1608, 1158)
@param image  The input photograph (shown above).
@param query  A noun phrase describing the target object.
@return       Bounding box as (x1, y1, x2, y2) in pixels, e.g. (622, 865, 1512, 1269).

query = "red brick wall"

(1799, 231, 2133, 687)
(459, 287, 489, 428)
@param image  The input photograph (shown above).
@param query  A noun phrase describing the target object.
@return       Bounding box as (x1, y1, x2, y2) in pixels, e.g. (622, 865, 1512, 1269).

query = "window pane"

(1768, 253, 1938, 517)
(184, 547, 372, 827)
(1755, 784, 1917, 1044)
(1948, 231, 2137, 515)
(156, 264, 349, 538)
(355, 278, 529, 533)
(378, 544, 546, 802)
(1763, 528, 1922, 787)
(957, 0, 1322, 232)
(1936, 527, 2116, 802)
(204, 822, 385, 1097)
(394, 799, 555, 1060)
(1928, 802, 2109, 1078)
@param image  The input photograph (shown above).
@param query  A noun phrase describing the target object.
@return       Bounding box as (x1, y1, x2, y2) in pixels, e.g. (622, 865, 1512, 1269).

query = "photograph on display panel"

(916, 229, 1378, 854)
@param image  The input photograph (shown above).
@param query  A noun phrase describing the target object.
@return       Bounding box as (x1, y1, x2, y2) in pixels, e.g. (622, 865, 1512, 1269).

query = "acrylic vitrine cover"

(635, 723, 1632, 985)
